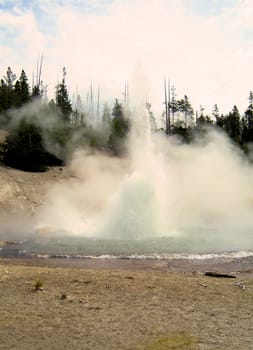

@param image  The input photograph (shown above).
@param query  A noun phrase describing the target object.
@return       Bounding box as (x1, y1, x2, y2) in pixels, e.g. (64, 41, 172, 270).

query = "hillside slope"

(0, 166, 68, 217)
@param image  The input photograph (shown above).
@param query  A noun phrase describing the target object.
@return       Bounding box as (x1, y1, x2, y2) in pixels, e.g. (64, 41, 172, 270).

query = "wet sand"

(1, 254, 253, 277)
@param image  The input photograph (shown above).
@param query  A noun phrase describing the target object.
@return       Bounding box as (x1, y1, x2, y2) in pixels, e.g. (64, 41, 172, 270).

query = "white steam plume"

(35, 122, 253, 251)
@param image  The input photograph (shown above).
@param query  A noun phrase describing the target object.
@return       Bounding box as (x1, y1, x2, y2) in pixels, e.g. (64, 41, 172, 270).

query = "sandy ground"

(0, 165, 253, 349)
(0, 258, 253, 350)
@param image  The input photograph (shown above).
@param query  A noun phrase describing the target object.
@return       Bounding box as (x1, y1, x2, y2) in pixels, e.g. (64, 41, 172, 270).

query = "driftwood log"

(204, 272, 236, 278)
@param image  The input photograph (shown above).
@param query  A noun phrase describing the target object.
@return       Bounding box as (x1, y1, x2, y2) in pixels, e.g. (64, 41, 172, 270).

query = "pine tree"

(3, 119, 46, 171)
(3, 67, 16, 109)
(212, 104, 219, 120)
(14, 80, 21, 107)
(196, 114, 213, 128)
(32, 84, 40, 98)
(14, 70, 30, 107)
(224, 105, 241, 143)
(177, 95, 193, 128)
(245, 91, 253, 129)
(0, 79, 9, 111)
(109, 99, 129, 154)
(55, 67, 72, 122)
(19, 70, 30, 104)
(241, 92, 253, 144)
(5, 67, 16, 89)
(112, 98, 123, 119)
(111, 99, 129, 138)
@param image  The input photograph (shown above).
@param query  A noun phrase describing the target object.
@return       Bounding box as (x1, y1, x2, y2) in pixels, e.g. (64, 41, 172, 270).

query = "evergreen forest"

(0, 66, 253, 172)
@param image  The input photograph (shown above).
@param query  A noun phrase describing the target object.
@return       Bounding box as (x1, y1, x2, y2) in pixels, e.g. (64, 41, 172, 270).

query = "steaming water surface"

(2, 226, 251, 261)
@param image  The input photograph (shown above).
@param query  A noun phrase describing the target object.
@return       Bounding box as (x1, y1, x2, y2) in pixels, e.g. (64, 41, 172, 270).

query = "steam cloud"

(35, 120, 253, 251)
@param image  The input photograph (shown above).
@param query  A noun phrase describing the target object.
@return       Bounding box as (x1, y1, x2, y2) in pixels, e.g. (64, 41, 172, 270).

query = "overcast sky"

(0, 0, 253, 115)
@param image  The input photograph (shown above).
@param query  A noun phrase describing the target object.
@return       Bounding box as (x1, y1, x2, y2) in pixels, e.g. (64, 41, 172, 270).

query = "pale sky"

(0, 0, 253, 115)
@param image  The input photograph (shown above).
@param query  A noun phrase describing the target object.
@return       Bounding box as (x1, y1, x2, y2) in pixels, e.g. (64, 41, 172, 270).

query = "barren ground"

(0, 260, 253, 350)
(0, 165, 69, 218)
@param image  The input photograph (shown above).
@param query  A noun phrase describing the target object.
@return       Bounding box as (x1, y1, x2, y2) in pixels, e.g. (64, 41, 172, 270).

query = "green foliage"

(0, 67, 16, 111)
(55, 67, 72, 122)
(196, 114, 213, 128)
(176, 95, 194, 127)
(32, 85, 41, 98)
(44, 123, 71, 161)
(4, 66, 17, 109)
(3, 119, 46, 171)
(111, 114, 129, 138)
(223, 105, 241, 143)
(85, 127, 108, 149)
(18, 70, 30, 105)
(5, 67, 16, 89)
(13, 70, 30, 108)
(2, 118, 63, 172)
(112, 98, 123, 119)
(142, 333, 195, 350)
(68, 124, 109, 152)
(0, 79, 9, 111)
(109, 99, 130, 154)
(241, 92, 253, 145)
(0, 68, 31, 118)
(171, 125, 194, 143)
(215, 114, 225, 129)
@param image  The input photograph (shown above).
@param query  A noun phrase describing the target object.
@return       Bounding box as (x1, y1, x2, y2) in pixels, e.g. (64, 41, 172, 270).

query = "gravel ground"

(0, 259, 253, 350)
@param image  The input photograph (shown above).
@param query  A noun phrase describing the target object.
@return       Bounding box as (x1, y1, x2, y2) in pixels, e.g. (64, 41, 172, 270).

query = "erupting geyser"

(33, 102, 253, 257)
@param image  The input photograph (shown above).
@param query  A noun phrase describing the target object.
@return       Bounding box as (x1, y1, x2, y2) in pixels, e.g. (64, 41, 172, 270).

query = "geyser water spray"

(33, 100, 253, 256)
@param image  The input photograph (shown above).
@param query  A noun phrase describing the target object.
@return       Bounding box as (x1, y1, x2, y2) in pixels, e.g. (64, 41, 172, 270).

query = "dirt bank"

(0, 165, 68, 218)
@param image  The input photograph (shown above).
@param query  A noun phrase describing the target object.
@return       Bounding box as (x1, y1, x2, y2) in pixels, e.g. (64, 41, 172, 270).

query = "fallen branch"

(204, 272, 236, 278)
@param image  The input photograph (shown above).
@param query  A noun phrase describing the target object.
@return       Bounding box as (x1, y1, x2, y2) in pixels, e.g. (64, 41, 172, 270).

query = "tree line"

(0, 66, 253, 171)
(0, 66, 130, 171)
(164, 91, 253, 148)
